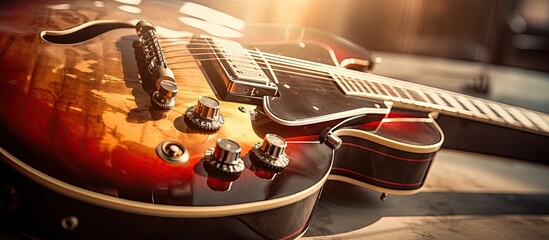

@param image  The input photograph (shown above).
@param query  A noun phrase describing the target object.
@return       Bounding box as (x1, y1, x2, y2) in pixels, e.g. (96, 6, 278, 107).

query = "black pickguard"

(265, 70, 386, 124)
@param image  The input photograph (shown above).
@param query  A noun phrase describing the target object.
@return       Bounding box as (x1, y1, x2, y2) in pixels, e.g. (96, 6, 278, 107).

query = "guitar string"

(149, 38, 546, 130)
(160, 41, 412, 87)
(159, 39, 471, 104)
(165, 50, 483, 118)
(165, 52, 335, 81)
(156, 42, 336, 81)
(159, 39, 468, 96)
(161, 41, 523, 109)
(156, 38, 517, 106)
(171, 40, 545, 117)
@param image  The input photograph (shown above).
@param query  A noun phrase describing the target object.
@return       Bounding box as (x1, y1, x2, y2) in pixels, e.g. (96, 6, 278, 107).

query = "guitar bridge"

(191, 37, 278, 103)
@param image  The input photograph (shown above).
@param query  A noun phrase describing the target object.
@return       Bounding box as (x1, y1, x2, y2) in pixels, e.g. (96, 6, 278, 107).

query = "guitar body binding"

(0, 1, 462, 239)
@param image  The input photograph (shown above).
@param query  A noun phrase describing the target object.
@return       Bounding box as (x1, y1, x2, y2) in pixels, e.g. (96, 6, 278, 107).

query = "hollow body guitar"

(1, 1, 546, 239)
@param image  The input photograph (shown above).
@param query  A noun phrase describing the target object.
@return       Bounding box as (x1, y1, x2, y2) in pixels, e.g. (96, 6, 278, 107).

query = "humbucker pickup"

(192, 37, 278, 103)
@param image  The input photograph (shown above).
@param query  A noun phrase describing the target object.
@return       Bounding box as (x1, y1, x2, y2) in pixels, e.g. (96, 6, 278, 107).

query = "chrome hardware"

(340, 57, 381, 72)
(380, 193, 388, 201)
(212, 38, 269, 84)
(61, 216, 79, 230)
(251, 134, 289, 171)
(194, 96, 221, 120)
(157, 141, 189, 164)
(185, 96, 225, 131)
(151, 80, 178, 109)
(324, 132, 343, 150)
(203, 139, 245, 175)
(195, 38, 278, 100)
(320, 127, 343, 150)
(136, 20, 178, 109)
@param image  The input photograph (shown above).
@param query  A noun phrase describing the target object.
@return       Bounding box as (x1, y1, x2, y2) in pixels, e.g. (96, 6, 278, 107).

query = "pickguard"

(255, 43, 390, 126)
(197, 41, 390, 126)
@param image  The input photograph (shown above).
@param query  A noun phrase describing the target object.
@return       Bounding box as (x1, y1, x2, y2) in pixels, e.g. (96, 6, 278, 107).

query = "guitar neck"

(205, 40, 548, 136)
(332, 71, 549, 136)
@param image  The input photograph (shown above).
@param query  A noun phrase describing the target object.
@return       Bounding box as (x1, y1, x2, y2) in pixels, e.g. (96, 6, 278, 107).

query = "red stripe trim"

(342, 142, 433, 162)
(332, 167, 423, 187)
(278, 226, 304, 240)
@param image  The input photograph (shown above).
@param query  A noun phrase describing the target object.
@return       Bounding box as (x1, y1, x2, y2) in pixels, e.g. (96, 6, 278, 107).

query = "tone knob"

(185, 96, 225, 130)
(195, 96, 220, 120)
(151, 80, 178, 110)
(204, 139, 245, 175)
(251, 134, 289, 171)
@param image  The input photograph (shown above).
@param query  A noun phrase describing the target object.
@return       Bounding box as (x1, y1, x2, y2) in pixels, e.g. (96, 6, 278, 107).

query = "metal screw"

(380, 193, 388, 201)
(61, 216, 79, 230)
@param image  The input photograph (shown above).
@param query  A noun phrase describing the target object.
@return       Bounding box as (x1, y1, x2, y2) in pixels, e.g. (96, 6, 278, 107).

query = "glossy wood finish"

(0, 0, 443, 239)
(0, 0, 339, 206)
(331, 111, 443, 194)
(1, 159, 323, 240)
(0, 1, 341, 238)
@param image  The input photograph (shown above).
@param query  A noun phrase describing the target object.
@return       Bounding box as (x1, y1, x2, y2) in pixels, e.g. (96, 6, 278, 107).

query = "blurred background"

(190, 0, 549, 113)
(196, 0, 549, 72)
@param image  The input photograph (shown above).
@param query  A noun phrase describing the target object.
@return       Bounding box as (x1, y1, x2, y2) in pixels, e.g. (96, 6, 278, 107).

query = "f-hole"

(40, 20, 135, 44)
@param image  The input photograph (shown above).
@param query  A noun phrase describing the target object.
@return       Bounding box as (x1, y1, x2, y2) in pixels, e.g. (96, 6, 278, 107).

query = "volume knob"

(185, 96, 225, 130)
(195, 96, 221, 120)
(251, 134, 289, 171)
(204, 139, 245, 175)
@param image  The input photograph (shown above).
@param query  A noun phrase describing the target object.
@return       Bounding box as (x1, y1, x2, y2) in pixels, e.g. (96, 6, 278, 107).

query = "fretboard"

(204, 38, 549, 136)
(331, 72, 549, 136)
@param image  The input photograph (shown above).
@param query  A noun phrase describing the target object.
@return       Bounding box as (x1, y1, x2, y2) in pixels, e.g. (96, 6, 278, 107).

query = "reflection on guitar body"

(0, 1, 547, 239)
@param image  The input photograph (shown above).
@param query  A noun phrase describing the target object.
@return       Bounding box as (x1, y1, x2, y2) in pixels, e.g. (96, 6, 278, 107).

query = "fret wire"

(405, 89, 424, 102)
(370, 82, 390, 96)
(393, 87, 413, 100)
(376, 83, 395, 98)
(356, 78, 374, 94)
(364, 81, 382, 95)
(456, 95, 485, 117)
(440, 93, 466, 111)
(383, 83, 400, 98)
(331, 75, 347, 92)
(386, 85, 403, 99)
(487, 103, 518, 125)
(471, 99, 503, 121)
(173, 40, 459, 107)
(522, 110, 549, 132)
(425, 92, 447, 107)
(414, 89, 434, 105)
(346, 78, 362, 92)
(350, 79, 370, 94)
(179, 40, 453, 103)
(422, 91, 438, 105)
(402, 88, 417, 101)
(332, 74, 353, 92)
(508, 107, 536, 129)
(170, 38, 549, 135)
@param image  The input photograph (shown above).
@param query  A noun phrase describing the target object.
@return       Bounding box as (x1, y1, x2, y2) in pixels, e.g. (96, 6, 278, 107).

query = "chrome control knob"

(204, 139, 245, 175)
(151, 80, 178, 110)
(194, 96, 221, 120)
(251, 134, 289, 171)
(185, 96, 225, 130)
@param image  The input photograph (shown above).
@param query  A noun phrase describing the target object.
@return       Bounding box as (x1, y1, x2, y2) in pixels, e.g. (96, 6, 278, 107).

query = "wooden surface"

(301, 53, 549, 239)
(304, 149, 549, 239)
(1, 149, 547, 239)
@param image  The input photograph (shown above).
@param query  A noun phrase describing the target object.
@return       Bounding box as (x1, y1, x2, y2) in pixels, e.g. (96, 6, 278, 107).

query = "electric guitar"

(0, 1, 547, 239)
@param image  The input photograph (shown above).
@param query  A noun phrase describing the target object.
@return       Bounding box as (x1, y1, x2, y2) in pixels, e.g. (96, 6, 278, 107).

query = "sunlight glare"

(179, 2, 245, 31)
